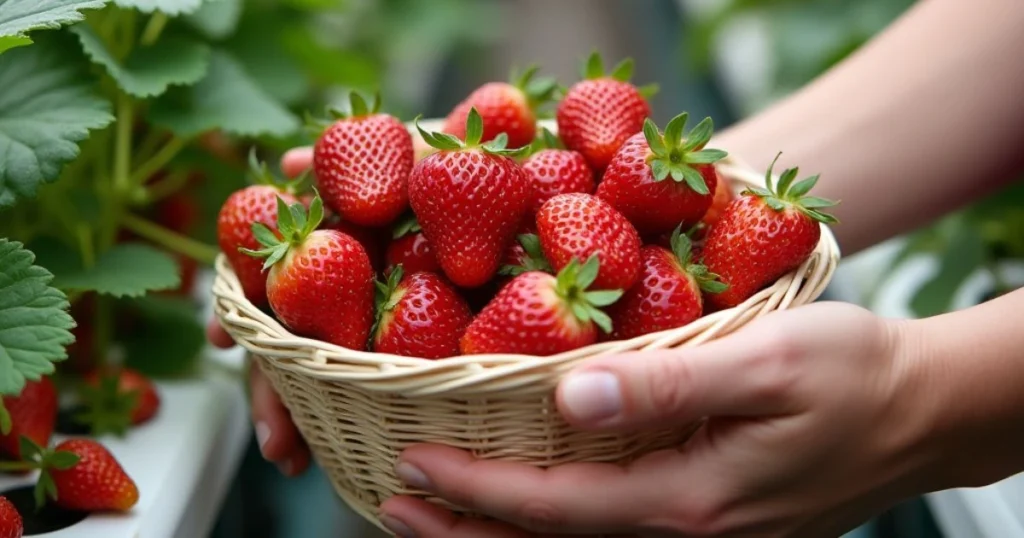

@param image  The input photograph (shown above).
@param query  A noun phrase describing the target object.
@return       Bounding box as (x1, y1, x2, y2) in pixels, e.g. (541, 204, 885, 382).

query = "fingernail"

(395, 462, 432, 492)
(561, 371, 623, 422)
(255, 422, 271, 453)
(380, 514, 417, 538)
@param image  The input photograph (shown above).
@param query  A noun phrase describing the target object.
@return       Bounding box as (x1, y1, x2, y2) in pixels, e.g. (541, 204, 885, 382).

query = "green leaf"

(575, 256, 600, 290)
(221, 11, 308, 106)
(584, 290, 623, 307)
(47, 451, 79, 470)
(50, 243, 180, 298)
(465, 107, 483, 146)
(112, 0, 202, 16)
(0, 240, 75, 396)
(686, 149, 728, 164)
(910, 225, 986, 317)
(0, 32, 114, 210)
(583, 51, 602, 79)
(642, 119, 665, 155)
(683, 117, 714, 150)
(788, 175, 820, 198)
(681, 167, 710, 195)
(72, 25, 211, 98)
(609, 58, 634, 82)
(185, 0, 242, 40)
(663, 113, 687, 149)
(800, 196, 839, 209)
(0, 35, 31, 55)
(119, 295, 206, 377)
(0, 0, 106, 40)
(589, 307, 613, 333)
(149, 49, 299, 138)
(650, 160, 670, 181)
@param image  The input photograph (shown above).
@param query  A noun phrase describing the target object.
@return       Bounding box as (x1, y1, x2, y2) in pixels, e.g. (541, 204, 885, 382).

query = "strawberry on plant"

(242, 192, 375, 350)
(14, 438, 138, 513)
(408, 108, 533, 288)
(701, 154, 838, 311)
(460, 256, 623, 356)
(606, 227, 726, 340)
(536, 193, 642, 291)
(217, 155, 307, 309)
(443, 65, 558, 150)
(0, 377, 57, 461)
(596, 112, 727, 236)
(312, 92, 415, 227)
(371, 266, 473, 359)
(556, 52, 654, 173)
(385, 214, 440, 275)
(0, 496, 21, 538)
(521, 128, 595, 218)
(76, 367, 160, 436)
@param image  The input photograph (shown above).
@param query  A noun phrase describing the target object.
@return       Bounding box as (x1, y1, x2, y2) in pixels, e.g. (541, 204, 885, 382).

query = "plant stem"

(138, 170, 190, 205)
(140, 13, 168, 46)
(120, 213, 219, 265)
(130, 137, 188, 188)
(114, 94, 134, 196)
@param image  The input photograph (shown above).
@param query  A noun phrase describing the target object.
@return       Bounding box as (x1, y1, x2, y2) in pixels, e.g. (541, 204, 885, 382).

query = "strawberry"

(460, 256, 623, 356)
(596, 112, 728, 236)
(606, 227, 725, 340)
(521, 128, 595, 218)
(321, 217, 386, 272)
(701, 172, 734, 229)
(0, 496, 20, 538)
(385, 214, 440, 276)
(536, 193, 642, 291)
(371, 266, 473, 359)
(29, 438, 139, 512)
(408, 108, 532, 288)
(217, 156, 305, 308)
(77, 367, 160, 436)
(0, 377, 57, 461)
(555, 52, 654, 173)
(443, 66, 557, 150)
(312, 92, 415, 227)
(242, 192, 375, 350)
(701, 154, 838, 311)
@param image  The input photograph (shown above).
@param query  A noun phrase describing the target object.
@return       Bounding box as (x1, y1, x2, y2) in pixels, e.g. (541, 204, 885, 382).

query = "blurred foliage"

(688, 0, 1024, 316)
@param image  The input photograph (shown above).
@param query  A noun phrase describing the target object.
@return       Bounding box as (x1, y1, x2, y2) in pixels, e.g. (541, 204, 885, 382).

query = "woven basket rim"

(211, 120, 841, 387)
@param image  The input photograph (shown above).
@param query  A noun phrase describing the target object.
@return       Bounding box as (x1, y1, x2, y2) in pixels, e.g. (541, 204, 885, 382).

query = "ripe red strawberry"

(408, 108, 532, 288)
(371, 266, 473, 359)
(385, 214, 440, 275)
(461, 256, 622, 356)
(0, 496, 22, 538)
(45, 439, 138, 512)
(536, 193, 642, 291)
(606, 227, 725, 340)
(556, 52, 654, 173)
(701, 172, 734, 229)
(313, 92, 415, 227)
(242, 192, 375, 349)
(701, 154, 838, 311)
(0, 377, 57, 461)
(596, 112, 727, 236)
(217, 157, 304, 309)
(443, 66, 557, 150)
(321, 216, 386, 272)
(78, 367, 160, 436)
(521, 128, 595, 218)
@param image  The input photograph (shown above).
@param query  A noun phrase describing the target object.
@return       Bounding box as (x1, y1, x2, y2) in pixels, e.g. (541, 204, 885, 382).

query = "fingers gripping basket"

(211, 121, 841, 533)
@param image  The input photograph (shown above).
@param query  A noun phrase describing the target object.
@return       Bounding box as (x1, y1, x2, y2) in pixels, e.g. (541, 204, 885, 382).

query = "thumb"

(555, 330, 802, 431)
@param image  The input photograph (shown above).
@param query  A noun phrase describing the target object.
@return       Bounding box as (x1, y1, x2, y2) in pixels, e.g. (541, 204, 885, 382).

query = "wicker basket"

(211, 120, 841, 535)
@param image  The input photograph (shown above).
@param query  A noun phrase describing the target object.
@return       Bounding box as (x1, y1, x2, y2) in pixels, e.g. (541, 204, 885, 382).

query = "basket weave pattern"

(211, 143, 841, 532)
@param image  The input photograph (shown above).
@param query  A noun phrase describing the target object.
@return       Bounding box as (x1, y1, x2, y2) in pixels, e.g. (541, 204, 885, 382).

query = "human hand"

(207, 146, 315, 477)
(378, 302, 935, 538)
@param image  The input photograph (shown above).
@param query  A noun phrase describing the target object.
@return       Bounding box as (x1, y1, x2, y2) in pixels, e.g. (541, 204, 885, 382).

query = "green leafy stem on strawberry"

(241, 190, 327, 271)
(556, 255, 624, 333)
(668, 225, 728, 295)
(0, 437, 80, 510)
(415, 107, 532, 158)
(573, 51, 660, 101)
(744, 152, 840, 224)
(643, 112, 729, 196)
(500, 233, 554, 277)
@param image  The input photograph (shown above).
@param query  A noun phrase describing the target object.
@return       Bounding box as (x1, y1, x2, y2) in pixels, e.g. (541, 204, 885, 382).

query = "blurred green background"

(204, 0, 986, 536)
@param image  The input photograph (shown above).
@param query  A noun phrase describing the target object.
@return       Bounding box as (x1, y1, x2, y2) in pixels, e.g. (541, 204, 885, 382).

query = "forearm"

(903, 286, 1024, 491)
(713, 0, 1024, 256)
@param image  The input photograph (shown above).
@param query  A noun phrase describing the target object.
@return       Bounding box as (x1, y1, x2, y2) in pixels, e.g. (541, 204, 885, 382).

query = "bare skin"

(207, 0, 1024, 535)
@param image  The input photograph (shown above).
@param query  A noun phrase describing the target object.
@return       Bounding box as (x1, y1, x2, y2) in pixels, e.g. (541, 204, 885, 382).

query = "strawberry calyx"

(0, 436, 80, 510)
(73, 374, 138, 437)
(240, 190, 326, 271)
(743, 152, 839, 224)
(667, 225, 727, 294)
(500, 234, 554, 276)
(553, 255, 623, 333)
(526, 127, 565, 156)
(643, 112, 728, 196)
(370, 264, 407, 347)
(580, 51, 659, 98)
(415, 108, 531, 158)
(391, 212, 422, 240)
(245, 148, 311, 196)
(304, 90, 384, 136)
(510, 65, 558, 113)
